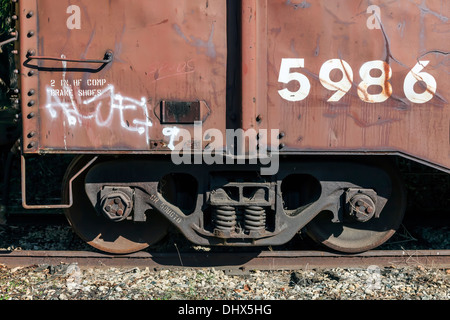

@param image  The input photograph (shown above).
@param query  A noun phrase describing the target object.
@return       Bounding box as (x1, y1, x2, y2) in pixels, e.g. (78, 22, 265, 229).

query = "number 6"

(278, 58, 311, 102)
(404, 61, 437, 104)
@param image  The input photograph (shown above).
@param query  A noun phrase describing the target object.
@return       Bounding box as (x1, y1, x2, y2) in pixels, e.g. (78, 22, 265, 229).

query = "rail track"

(1, 249, 449, 271)
(1, 209, 449, 271)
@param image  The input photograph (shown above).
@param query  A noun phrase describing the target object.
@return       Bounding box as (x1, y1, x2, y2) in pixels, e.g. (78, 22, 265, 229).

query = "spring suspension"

(213, 206, 237, 231)
(244, 206, 266, 232)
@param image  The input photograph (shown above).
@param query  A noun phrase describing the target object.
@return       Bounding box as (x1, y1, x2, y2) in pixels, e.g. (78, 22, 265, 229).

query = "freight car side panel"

(20, 0, 227, 153)
(243, 0, 449, 171)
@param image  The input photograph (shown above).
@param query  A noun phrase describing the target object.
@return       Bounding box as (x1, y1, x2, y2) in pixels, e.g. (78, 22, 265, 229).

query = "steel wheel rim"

(63, 156, 169, 254)
(306, 161, 407, 253)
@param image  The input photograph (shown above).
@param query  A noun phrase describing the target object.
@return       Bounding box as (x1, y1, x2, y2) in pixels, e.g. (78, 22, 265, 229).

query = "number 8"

(357, 60, 392, 103)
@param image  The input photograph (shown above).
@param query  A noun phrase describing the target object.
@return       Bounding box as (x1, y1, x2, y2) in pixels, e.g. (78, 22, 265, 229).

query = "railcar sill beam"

(20, 154, 98, 209)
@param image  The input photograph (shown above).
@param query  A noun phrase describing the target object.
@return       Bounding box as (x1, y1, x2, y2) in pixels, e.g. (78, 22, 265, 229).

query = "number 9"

(319, 59, 354, 102)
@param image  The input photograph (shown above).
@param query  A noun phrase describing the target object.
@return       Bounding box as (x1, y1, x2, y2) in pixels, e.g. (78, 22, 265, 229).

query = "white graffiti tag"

(162, 127, 180, 151)
(46, 85, 153, 136)
(45, 56, 153, 140)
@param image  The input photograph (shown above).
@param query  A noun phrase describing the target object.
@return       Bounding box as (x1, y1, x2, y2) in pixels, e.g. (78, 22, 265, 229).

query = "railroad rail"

(1, 250, 449, 271)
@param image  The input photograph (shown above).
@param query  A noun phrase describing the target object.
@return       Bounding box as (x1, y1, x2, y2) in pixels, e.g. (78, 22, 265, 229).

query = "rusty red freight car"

(12, 0, 449, 253)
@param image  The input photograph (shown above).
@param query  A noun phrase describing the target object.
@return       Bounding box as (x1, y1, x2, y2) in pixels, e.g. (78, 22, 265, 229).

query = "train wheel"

(305, 161, 406, 253)
(63, 156, 169, 254)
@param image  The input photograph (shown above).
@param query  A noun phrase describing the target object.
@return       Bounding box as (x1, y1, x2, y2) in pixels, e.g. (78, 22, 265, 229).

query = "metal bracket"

(21, 154, 98, 209)
(0, 36, 17, 49)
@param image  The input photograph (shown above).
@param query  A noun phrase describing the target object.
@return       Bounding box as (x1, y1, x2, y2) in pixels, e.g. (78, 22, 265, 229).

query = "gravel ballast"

(0, 217, 449, 301)
(0, 263, 449, 301)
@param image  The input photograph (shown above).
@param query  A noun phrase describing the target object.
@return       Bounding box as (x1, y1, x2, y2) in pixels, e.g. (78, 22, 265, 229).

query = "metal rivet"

(28, 89, 35, 96)
(28, 131, 36, 138)
(27, 30, 34, 38)
(104, 50, 114, 60)
(27, 112, 35, 119)
(27, 142, 36, 149)
(28, 70, 35, 76)
(26, 11, 34, 18)
(28, 100, 35, 107)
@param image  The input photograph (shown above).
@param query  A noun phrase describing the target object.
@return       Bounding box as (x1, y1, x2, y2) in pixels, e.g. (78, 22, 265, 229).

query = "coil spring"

(213, 206, 237, 231)
(244, 206, 266, 231)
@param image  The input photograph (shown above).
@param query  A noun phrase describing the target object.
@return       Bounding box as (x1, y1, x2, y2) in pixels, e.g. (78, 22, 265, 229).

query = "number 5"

(278, 58, 311, 102)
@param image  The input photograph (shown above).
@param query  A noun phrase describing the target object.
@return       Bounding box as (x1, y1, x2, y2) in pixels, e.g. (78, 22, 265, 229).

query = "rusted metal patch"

(19, 0, 227, 153)
(158, 100, 210, 124)
(244, 0, 449, 171)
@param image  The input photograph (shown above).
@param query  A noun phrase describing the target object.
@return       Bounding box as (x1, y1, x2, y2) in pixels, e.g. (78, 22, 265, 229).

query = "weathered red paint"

(19, 0, 227, 153)
(18, 0, 449, 172)
(243, 0, 449, 171)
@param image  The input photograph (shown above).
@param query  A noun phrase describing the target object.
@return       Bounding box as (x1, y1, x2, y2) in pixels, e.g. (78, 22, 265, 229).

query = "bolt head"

(348, 194, 376, 223)
(101, 192, 132, 222)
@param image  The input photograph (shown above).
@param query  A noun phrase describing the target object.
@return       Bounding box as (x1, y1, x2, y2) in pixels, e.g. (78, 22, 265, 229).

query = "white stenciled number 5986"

(278, 58, 437, 104)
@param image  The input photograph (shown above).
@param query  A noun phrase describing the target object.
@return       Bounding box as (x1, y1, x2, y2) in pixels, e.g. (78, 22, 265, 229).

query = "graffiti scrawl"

(45, 56, 153, 143)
